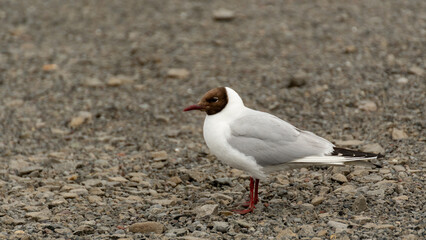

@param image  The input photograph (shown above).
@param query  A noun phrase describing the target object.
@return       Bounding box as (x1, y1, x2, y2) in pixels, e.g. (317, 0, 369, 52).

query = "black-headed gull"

(184, 87, 382, 214)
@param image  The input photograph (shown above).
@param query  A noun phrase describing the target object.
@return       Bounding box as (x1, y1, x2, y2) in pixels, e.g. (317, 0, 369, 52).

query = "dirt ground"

(0, 0, 425, 239)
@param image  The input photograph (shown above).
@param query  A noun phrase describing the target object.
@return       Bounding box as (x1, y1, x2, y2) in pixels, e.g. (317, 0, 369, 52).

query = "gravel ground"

(0, 0, 425, 239)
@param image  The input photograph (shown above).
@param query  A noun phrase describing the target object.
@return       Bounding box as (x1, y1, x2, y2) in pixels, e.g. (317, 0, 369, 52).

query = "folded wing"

(227, 112, 334, 167)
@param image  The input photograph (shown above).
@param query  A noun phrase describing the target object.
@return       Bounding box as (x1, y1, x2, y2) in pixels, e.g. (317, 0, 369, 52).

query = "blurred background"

(0, 0, 424, 239)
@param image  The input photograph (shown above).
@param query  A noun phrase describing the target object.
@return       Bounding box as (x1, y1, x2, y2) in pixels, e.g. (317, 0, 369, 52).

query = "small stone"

(393, 165, 406, 172)
(331, 173, 348, 183)
(69, 111, 92, 128)
(311, 196, 325, 206)
(353, 216, 372, 225)
(61, 192, 78, 199)
(327, 221, 348, 233)
(344, 45, 357, 53)
(392, 128, 408, 140)
(151, 151, 168, 161)
(213, 9, 235, 21)
(361, 143, 385, 154)
(49, 199, 67, 206)
(168, 176, 182, 185)
(128, 222, 165, 234)
(108, 176, 128, 183)
(152, 199, 175, 206)
(352, 195, 367, 212)
(335, 185, 356, 195)
(42, 64, 58, 71)
(298, 225, 314, 237)
(212, 193, 233, 205)
(288, 70, 308, 88)
(187, 170, 207, 182)
(213, 221, 229, 233)
(366, 189, 384, 197)
(408, 66, 424, 76)
(195, 204, 218, 218)
(18, 165, 43, 176)
(5, 99, 24, 107)
(107, 75, 133, 86)
(74, 225, 94, 235)
(167, 68, 190, 79)
(70, 188, 88, 196)
(358, 100, 377, 112)
(88, 195, 104, 205)
(300, 203, 314, 211)
(396, 77, 408, 84)
(235, 219, 252, 228)
(25, 209, 51, 221)
(376, 224, 395, 229)
(392, 195, 408, 202)
(317, 229, 328, 237)
(84, 78, 104, 87)
(276, 228, 298, 239)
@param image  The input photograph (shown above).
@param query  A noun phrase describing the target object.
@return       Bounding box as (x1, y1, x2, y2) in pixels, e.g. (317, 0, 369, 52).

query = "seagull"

(184, 87, 382, 214)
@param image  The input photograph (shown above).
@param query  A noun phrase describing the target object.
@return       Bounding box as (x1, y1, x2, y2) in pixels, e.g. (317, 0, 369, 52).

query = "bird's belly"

(203, 119, 265, 179)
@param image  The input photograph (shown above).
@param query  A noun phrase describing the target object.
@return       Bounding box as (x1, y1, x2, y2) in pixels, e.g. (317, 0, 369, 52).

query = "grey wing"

(227, 112, 334, 167)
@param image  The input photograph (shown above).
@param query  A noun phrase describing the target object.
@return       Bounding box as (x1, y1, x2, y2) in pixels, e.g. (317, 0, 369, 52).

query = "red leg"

(240, 178, 260, 207)
(254, 178, 259, 204)
(233, 177, 256, 214)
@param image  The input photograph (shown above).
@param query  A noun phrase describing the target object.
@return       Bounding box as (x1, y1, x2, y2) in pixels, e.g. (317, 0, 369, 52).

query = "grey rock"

(213, 221, 229, 233)
(361, 143, 385, 154)
(332, 173, 348, 183)
(128, 222, 165, 234)
(298, 225, 314, 236)
(195, 204, 218, 218)
(352, 195, 368, 212)
(327, 221, 348, 233)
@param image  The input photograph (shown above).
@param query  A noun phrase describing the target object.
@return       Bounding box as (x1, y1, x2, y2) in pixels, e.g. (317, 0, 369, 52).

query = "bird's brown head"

(184, 87, 228, 115)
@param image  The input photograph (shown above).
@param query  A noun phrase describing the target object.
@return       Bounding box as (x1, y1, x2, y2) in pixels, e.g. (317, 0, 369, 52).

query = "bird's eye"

(207, 97, 219, 103)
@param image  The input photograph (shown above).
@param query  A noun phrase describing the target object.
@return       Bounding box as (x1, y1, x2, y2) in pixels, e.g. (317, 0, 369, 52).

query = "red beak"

(184, 104, 204, 112)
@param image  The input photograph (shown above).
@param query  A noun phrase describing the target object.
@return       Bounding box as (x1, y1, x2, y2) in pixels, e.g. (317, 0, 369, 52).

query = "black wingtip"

(331, 147, 383, 158)
(331, 147, 384, 168)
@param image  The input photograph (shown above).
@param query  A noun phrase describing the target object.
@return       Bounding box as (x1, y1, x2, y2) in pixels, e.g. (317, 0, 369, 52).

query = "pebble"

(70, 188, 89, 195)
(107, 75, 133, 86)
(84, 78, 104, 87)
(392, 128, 408, 140)
(61, 192, 78, 199)
(87, 195, 104, 205)
(361, 143, 385, 154)
(352, 195, 368, 212)
(408, 66, 424, 76)
(331, 173, 348, 183)
(213, 221, 229, 233)
(213, 9, 235, 21)
(195, 204, 218, 218)
(167, 68, 190, 79)
(298, 225, 314, 236)
(334, 185, 357, 195)
(128, 222, 165, 234)
(393, 165, 406, 172)
(69, 111, 92, 128)
(25, 209, 51, 221)
(311, 196, 325, 206)
(107, 176, 128, 182)
(396, 77, 408, 84)
(353, 216, 372, 225)
(276, 228, 298, 239)
(235, 219, 252, 228)
(151, 150, 168, 161)
(327, 221, 348, 233)
(358, 100, 377, 112)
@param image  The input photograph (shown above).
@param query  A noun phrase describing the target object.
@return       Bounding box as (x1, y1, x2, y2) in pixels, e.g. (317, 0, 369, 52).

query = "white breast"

(203, 111, 266, 179)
